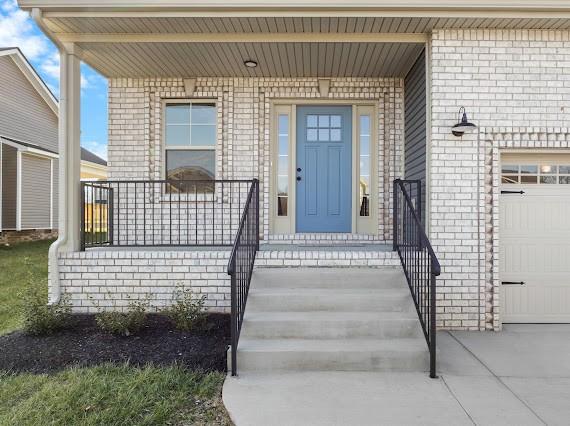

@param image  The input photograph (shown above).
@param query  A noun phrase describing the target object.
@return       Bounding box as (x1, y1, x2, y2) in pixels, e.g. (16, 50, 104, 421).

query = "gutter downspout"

(32, 8, 66, 304)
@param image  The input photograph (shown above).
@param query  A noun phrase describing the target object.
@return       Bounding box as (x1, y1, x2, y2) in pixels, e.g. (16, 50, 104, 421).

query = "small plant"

(165, 286, 207, 331)
(95, 295, 150, 336)
(19, 279, 72, 336)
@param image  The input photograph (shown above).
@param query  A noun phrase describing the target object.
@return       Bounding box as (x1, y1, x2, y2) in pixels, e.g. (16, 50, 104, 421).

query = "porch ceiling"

(77, 41, 424, 78)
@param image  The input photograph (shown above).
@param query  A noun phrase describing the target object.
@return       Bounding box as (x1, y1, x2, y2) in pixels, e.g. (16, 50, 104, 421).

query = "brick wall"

(430, 29, 570, 330)
(107, 77, 405, 242)
(59, 250, 231, 313)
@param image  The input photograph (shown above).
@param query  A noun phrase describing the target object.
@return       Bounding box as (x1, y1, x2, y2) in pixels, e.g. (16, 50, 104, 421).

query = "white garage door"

(501, 154, 570, 323)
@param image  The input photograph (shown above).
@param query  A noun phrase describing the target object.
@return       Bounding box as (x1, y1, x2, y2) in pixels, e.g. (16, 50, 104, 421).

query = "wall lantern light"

(451, 107, 477, 137)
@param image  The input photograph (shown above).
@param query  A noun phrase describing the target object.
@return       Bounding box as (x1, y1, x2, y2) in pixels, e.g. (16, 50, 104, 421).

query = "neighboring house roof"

(0, 135, 58, 159)
(0, 47, 58, 115)
(81, 147, 107, 167)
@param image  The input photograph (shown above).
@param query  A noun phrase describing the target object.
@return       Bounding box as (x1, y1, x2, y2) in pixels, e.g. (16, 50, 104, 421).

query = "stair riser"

(252, 275, 407, 290)
(241, 319, 423, 339)
(235, 351, 429, 372)
(247, 294, 414, 313)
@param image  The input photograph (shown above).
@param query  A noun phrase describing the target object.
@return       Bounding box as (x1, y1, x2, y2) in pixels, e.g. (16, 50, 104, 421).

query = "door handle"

(502, 281, 525, 285)
(296, 176, 302, 182)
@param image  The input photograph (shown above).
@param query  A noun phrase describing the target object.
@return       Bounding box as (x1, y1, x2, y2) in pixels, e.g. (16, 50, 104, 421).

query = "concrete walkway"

(223, 325, 570, 425)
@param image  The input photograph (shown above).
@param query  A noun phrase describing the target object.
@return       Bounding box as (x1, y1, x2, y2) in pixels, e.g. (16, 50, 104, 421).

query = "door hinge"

(502, 281, 525, 285)
(501, 190, 525, 194)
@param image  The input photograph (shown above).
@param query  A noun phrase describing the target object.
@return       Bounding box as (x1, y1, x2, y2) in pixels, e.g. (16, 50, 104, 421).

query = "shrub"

(165, 287, 207, 331)
(95, 296, 150, 336)
(19, 281, 72, 336)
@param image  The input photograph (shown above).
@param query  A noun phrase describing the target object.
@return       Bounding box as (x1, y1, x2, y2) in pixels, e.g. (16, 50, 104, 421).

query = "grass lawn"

(0, 239, 52, 335)
(0, 240, 231, 425)
(0, 364, 230, 426)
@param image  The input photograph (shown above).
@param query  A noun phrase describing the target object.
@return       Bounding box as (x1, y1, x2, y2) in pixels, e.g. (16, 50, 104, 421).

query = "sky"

(0, 0, 108, 160)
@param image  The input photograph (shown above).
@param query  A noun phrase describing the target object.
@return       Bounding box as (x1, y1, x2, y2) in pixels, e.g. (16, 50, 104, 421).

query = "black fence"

(393, 179, 440, 378)
(81, 179, 255, 249)
(227, 179, 259, 376)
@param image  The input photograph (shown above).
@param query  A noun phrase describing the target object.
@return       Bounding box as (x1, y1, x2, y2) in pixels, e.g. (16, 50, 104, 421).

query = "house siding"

(404, 49, 427, 223)
(0, 56, 58, 153)
(20, 153, 52, 229)
(430, 29, 570, 330)
(1, 143, 17, 229)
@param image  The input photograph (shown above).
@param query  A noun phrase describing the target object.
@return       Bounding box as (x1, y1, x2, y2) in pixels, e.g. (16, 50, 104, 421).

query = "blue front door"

(296, 106, 352, 232)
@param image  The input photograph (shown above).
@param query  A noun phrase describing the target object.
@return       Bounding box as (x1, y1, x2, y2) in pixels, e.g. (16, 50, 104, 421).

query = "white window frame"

(161, 98, 218, 182)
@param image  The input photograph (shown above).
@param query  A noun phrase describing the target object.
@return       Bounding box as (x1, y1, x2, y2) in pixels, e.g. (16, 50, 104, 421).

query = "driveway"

(223, 325, 570, 425)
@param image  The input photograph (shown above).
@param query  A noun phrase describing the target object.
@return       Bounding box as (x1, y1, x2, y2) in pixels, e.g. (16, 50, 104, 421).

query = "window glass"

(501, 163, 570, 185)
(165, 103, 216, 192)
(520, 165, 538, 174)
(277, 114, 289, 216)
(359, 115, 371, 217)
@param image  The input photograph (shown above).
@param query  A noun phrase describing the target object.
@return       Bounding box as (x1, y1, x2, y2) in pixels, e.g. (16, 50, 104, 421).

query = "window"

(277, 114, 289, 216)
(359, 115, 371, 216)
(306, 114, 342, 142)
(165, 102, 216, 191)
(501, 163, 570, 185)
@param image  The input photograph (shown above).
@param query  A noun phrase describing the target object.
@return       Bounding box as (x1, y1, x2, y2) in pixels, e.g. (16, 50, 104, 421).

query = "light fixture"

(451, 106, 477, 137)
(244, 60, 258, 68)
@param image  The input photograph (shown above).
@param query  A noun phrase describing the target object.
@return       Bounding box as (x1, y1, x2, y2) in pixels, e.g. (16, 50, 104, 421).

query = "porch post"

(58, 45, 82, 251)
(47, 44, 81, 303)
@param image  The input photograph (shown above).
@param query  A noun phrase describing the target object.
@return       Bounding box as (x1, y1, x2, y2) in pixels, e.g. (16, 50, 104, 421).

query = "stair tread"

(238, 337, 427, 352)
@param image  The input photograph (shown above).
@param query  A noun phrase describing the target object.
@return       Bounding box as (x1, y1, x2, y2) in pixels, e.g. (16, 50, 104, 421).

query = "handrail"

(227, 178, 259, 376)
(393, 178, 440, 378)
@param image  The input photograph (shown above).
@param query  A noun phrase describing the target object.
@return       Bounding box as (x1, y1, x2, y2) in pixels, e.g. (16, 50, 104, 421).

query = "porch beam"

(56, 32, 428, 44)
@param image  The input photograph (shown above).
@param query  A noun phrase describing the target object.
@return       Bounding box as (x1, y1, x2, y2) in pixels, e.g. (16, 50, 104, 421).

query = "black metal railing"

(81, 183, 113, 248)
(227, 179, 259, 376)
(393, 178, 440, 378)
(81, 179, 254, 250)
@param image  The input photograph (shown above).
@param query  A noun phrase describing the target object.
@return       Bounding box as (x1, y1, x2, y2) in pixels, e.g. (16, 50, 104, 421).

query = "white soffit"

(78, 41, 424, 78)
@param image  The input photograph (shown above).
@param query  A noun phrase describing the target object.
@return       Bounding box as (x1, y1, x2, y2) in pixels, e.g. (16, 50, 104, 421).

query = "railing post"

(393, 179, 399, 251)
(254, 179, 260, 251)
(80, 182, 85, 251)
(430, 270, 437, 378)
(416, 180, 422, 227)
(230, 259, 237, 377)
(108, 187, 114, 245)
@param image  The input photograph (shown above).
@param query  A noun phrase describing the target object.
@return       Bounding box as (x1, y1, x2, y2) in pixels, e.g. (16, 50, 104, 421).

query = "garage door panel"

(500, 154, 570, 323)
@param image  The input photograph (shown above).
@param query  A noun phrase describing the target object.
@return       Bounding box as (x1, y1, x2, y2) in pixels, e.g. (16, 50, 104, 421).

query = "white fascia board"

(0, 137, 59, 159)
(18, 0, 570, 13)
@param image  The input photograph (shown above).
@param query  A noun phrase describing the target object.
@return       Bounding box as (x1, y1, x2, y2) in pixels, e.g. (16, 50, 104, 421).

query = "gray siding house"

(0, 47, 59, 236)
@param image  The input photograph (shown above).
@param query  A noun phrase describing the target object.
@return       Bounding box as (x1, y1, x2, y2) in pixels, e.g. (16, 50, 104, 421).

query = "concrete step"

(235, 338, 429, 372)
(246, 288, 414, 313)
(251, 268, 407, 290)
(241, 311, 423, 340)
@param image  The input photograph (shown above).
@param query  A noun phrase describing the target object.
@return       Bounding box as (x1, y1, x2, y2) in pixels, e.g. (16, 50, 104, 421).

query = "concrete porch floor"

(223, 325, 570, 425)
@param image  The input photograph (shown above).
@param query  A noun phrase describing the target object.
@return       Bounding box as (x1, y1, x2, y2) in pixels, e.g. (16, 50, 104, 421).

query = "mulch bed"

(0, 314, 230, 374)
